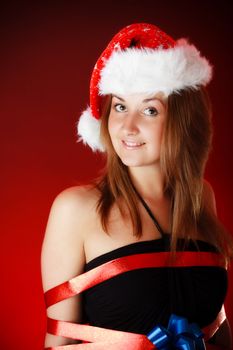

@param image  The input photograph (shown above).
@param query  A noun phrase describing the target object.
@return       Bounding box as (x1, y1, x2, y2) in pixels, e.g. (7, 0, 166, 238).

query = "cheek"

(108, 115, 113, 131)
(157, 124, 165, 139)
(146, 122, 162, 135)
(147, 122, 165, 145)
(107, 118, 113, 140)
(108, 115, 119, 138)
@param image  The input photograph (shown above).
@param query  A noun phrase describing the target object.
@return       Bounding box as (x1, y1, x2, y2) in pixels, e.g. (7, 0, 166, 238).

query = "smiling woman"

(41, 22, 233, 349)
(107, 92, 167, 168)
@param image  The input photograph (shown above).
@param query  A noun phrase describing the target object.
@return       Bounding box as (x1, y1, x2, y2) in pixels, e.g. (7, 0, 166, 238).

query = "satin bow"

(147, 314, 206, 350)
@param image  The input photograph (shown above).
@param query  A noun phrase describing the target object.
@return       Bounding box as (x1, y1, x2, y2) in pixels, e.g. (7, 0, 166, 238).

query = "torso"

(51, 182, 227, 337)
(70, 179, 213, 265)
(81, 185, 180, 264)
(58, 182, 228, 340)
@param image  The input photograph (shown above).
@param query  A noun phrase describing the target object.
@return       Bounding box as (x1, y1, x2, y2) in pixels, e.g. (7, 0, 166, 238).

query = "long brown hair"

(90, 88, 233, 263)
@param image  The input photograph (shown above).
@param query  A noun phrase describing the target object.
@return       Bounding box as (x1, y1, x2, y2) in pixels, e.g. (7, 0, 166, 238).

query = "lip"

(122, 140, 145, 149)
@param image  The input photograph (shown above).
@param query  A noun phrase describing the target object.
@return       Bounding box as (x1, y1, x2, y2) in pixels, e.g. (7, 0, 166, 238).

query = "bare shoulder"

(203, 178, 217, 215)
(41, 184, 100, 292)
(44, 185, 98, 240)
(54, 183, 100, 208)
(41, 184, 101, 346)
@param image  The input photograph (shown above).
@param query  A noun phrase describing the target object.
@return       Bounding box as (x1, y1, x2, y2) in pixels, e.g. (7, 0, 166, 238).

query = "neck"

(128, 165, 167, 201)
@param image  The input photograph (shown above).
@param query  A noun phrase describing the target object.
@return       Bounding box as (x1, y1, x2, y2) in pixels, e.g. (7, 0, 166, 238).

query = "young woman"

(41, 23, 233, 349)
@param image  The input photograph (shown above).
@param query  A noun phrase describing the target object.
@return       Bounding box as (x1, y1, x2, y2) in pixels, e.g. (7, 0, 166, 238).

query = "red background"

(1, 1, 233, 349)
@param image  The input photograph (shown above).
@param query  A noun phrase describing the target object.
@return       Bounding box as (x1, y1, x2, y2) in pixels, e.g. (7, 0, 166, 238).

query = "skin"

(108, 92, 232, 349)
(108, 91, 167, 201)
(42, 92, 232, 348)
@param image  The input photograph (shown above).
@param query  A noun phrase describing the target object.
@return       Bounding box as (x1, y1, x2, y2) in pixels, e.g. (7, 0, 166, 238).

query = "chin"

(119, 157, 147, 167)
(115, 147, 160, 166)
(119, 154, 161, 168)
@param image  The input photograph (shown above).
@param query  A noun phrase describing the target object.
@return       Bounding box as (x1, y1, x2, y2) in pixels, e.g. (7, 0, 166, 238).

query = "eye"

(143, 107, 158, 116)
(113, 103, 127, 112)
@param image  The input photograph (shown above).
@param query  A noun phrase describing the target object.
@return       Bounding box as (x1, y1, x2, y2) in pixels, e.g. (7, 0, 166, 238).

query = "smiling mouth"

(122, 140, 146, 149)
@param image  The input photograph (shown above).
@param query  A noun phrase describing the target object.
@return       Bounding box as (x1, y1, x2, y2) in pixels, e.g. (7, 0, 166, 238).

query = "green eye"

(144, 107, 158, 116)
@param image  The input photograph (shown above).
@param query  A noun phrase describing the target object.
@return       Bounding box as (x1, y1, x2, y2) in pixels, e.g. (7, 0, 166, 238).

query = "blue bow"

(147, 314, 206, 350)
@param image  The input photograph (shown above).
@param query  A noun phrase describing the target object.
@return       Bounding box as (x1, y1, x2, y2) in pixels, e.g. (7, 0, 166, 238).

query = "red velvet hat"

(77, 23, 212, 152)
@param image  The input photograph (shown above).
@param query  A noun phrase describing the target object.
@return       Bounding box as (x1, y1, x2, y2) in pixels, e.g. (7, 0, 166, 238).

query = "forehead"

(111, 91, 166, 103)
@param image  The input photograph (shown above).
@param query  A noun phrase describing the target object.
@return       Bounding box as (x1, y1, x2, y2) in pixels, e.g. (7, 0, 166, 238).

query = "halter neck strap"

(131, 184, 168, 237)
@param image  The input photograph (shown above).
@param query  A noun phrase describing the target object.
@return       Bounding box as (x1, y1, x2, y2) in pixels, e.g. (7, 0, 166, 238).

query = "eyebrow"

(112, 94, 164, 104)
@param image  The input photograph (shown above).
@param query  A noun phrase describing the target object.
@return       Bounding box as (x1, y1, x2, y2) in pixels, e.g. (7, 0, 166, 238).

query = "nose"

(121, 112, 139, 135)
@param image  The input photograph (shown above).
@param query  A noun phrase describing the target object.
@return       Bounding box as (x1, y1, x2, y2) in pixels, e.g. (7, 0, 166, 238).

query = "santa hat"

(76, 23, 213, 152)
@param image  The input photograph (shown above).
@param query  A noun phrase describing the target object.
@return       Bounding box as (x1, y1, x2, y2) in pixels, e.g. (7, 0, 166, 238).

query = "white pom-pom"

(76, 107, 105, 152)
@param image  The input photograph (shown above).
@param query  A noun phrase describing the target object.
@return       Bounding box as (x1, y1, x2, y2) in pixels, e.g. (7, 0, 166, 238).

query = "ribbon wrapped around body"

(147, 314, 206, 350)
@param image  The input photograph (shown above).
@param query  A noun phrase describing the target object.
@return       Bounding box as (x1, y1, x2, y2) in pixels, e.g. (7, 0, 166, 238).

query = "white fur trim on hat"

(98, 39, 212, 97)
(76, 107, 105, 152)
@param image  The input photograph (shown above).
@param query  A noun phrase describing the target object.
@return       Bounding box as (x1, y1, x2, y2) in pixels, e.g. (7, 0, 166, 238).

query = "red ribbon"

(46, 318, 155, 349)
(44, 251, 226, 349)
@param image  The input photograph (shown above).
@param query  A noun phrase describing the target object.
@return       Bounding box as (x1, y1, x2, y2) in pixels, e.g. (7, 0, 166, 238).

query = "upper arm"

(203, 182, 232, 349)
(41, 186, 89, 346)
(203, 179, 217, 216)
(207, 318, 232, 349)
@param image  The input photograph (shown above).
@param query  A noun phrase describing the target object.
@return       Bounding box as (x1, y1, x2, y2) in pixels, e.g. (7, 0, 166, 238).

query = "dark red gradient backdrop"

(1, 1, 233, 349)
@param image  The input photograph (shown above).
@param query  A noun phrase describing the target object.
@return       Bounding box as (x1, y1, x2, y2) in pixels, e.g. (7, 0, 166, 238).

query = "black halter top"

(82, 190, 228, 335)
